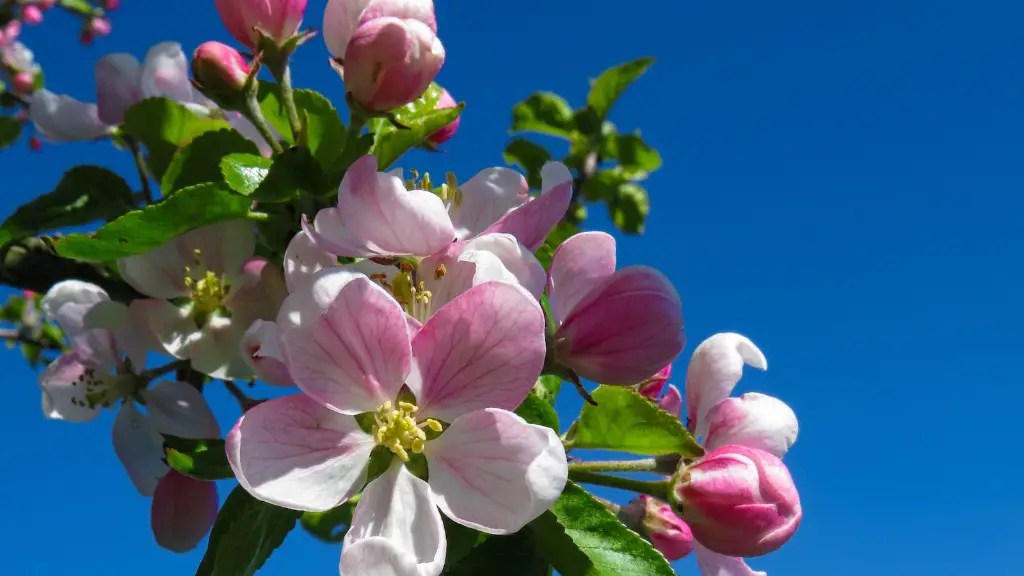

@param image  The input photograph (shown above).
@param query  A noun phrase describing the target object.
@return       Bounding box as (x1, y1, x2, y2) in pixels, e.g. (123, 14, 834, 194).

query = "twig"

(124, 135, 153, 204)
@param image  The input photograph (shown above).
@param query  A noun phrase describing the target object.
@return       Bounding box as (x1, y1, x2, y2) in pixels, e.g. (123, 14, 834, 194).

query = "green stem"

(273, 63, 305, 146)
(568, 459, 659, 474)
(141, 359, 189, 380)
(338, 110, 369, 168)
(568, 470, 671, 500)
(125, 136, 153, 204)
(242, 93, 285, 155)
(247, 211, 270, 222)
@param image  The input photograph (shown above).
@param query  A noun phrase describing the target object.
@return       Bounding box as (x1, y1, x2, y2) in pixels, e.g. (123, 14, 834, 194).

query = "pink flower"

(427, 87, 460, 145)
(621, 495, 694, 561)
(226, 270, 567, 575)
(151, 471, 219, 553)
(685, 333, 768, 438)
(119, 221, 287, 380)
(323, 0, 442, 111)
(547, 231, 685, 386)
(214, 0, 308, 49)
(22, 6, 43, 26)
(672, 444, 801, 558)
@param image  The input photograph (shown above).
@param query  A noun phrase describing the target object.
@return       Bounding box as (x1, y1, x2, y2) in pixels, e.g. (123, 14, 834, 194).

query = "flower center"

(183, 250, 228, 322)
(368, 263, 447, 323)
(371, 400, 442, 462)
(405, 170, 462, 211)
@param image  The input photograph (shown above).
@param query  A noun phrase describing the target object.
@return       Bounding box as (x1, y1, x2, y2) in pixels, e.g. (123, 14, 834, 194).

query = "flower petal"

(409, 282, 545, 421)
(143, 380, 220, 439)
(81, 300, 154, 370)
(189, 315, 253, 381)
(340, 537, 421, 576)
(140, 42, 195, 102)
(241, 320, 294, 386)
(38, 351, 109, 422)
(151, 471, 219, 553)
(41, 280, 110, 339)
(547, 231, 616, 326)
(685, 333, 767, 438)
(130, 299, 201, 360)
(461, 233, 545, 299)
(112, 402, 168, 496)
(70, 328, 121, 373)
(279, 270, 412, 414)
(29, 89, 111, 142)
(226, 394, 375, 512)
(343, 463, 445, 576)
(556, 266, 685, 386)
(336, 154, 456, 256)
(306, 209, 380, 258)
(694, 543, 767, 576)
(95, 53, 142, 125)
(481, 162, 573, 251)
(425, 408, 567, 534)
(284, 231, 338, 293)
(704, 393, 798, 458)
(659, 384, 683, 418)
(450, 168, 529, 240)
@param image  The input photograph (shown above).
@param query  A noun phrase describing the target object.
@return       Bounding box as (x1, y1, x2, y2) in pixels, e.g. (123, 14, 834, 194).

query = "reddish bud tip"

(22, 6, 44, 25)
(426, 87, 460, 145)
(11, 72, 34, 94)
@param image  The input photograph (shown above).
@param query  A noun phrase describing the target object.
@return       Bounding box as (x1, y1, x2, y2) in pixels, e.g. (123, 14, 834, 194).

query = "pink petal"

(38, 351, 110, 422)
(112, 402, 168, 497)
(284, 232, 338, 293)
(694, 543, 767, 576)
(240, 320, 294, 386)
(704, 393, 798, 458)
(556, 266, 684, 386)
(685, 333, 767, 438)
(659, 384, 683, 418)
(343, 463, 446, 576)
(151, 471, 218, 553)
(143, 380, 220, 439)
(461, 233, 546, 299)
(41, 280, 109, 339)
(228, 258, 288, 321)
(95, 53, 142, 125)
(450, 168, 529, 240)
(226, 394, 375, 512)
(425, 408, 567, 534)
(340, 538, 420, 576)
(306, 209, 380, 258)
(336, 155, 456, 256)
(278, 270, 412, 414)
(547, 231, 617, 325)
(481, 163, 573, 251)
(140, 42, 195, 102)
(409, 282, 545, 422)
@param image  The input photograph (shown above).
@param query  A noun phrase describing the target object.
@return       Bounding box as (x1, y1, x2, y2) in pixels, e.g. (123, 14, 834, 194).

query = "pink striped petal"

(241, 320, 294, 386)
(659, 384, 682, 418)
(409, 282, 545, 422)
(226, 394, 375, 512)
(547, 231, 617, 326)
(481, 162, 573, 251)
(278, 270, 412, 414)
(694, 543, 767, 576)
(556, 266, 684, 386)
(143, 380, 220, 439)
(151, 471, 218, 553)
(284, 232, 338, 293)
(450, 168, 529, 240)
(685, 334, 767, 438)
(704, 393, 798, 458)
(425, 408, 567, 534)
(306, 209, 380, 258)
(112, 402, 168, 496)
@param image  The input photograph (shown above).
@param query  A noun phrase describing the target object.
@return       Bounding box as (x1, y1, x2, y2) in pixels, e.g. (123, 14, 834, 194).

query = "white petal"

(694, 543, 768, 576)
(284, 232, 338, 293)
(131, 299, 201, 360)
(140, 42, 195, 102)
(112, 402, 169, 496)
(703, 393, 799, 458)
(340, 538, 421, 576)
(449, 168, 529, 240)
(41, 280, 109, 338)
(29, 90, 111, 142)
(143, 380, 220, 439)
(189, 315, 253, 381)
(686, 333, 768, 438)
(460, 233, 545, 299)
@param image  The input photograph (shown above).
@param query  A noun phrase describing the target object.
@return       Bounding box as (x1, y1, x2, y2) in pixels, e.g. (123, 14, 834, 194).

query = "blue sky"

(2, 0, 1021, 574)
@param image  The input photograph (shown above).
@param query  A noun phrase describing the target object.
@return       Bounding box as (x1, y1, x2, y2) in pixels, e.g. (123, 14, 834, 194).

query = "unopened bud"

(214, 0, 308, 50)
(191, 41, 252, 110)
(104, 0, 120, 10)
(11, 72, 34, 94)
(620, 496, 694, 561)
(22, 6, 44, 26)
(671, 444, 801, 557)
(40, 0, 58, 9)
(426, 87, 460, 145)
(89, 17, 112, 37)
(29, 136, 42, 151)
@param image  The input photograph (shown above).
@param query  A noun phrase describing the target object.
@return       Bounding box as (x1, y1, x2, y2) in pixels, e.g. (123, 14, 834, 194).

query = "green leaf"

(511, 92, 575, 138)
(293, 89, 345, 168)
(0, 116, 21, 149)
(504, 138, 552, 189)
(579, 168, 632, 202)
(162, 436, 232, 481)
(197, 485, 301, 576)
(601, 132, 662, 178)
(534, 374, 563, 405)
(608, 183, 650, 234)
(123, 98, 230, 181)
(442, 517, 488, 570)
(0, 166, 134, 247)
(571, 386, 702, 456)
(300, 500, 355, 543)
(443, 529, 550, 576)
(254, 147, 325, 202)
(586, 57, 655, 120)
(55, 183, 254, 261)
(220, 153, 273, 196)
(515, 391, 559, 432)
(529, 482, 675, 576)
(257, 82, 294, 145)
(372, 84, 464, 169)
(160, 129, 259, 194)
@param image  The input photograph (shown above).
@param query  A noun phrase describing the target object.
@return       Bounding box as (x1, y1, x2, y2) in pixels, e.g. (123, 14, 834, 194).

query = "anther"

(434, 264, 447, 280)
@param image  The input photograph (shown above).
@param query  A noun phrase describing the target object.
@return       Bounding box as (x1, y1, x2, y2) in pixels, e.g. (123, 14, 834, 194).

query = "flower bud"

(638, 364, 673, 399)
(214, 0, 308, 50)
(151, 471, 219, 553)
(22, 6, 44, 26)
(323, 0, 436, 59)
(620, 496, 694, 561)
(29, 136, 42, 151)
(40, 0, 58, 9)
(426, 87, 460, 144)
(342, 17, 445, 112)
(11, 71, 34, 94)
(672, 444, 801, 557)
(89, 17, 112, 37)
(191, 42, 251, 110)
(104, 0, 120, 9)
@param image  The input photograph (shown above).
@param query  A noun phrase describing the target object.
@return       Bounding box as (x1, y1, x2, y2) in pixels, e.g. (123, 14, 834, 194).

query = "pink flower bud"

(89, 18, 111, 37)
(105, 0, 120, 10)
(11, 71, 34, 94)
(79, 30, 94, 46)
(40, 0, 58, 9)
(621, 496, 694, 561)
(22, 6, 44, 25)
(638, 364, 673, 399)
(151, 471, 219, 553)
(191, 41, 251, 99)
(672, 444, 801, 557)
(214, 0, 307, 50)
(343, 16, 445, 112)
(426, 87, 460, 144)
(4, 20, 22, 43)
(323, 0, 436, 59)
(29, 136, 42, 151)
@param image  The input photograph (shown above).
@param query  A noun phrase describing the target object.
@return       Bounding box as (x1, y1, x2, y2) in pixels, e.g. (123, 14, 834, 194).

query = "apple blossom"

(546, 231, 685, 386)
(620, 495, 694, 561)
(427, 87, 460, 145)
(685, 333, 768, 438)
(703, 392, 799, 457)
(119, 221, 287, 380)
(214, 0, 308, 50)
(226, 270, 567, 575)
(672, 444, 802, 558)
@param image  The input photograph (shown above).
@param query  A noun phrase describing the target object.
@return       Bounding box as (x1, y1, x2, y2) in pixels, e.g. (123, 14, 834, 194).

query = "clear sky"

(3, 1, 1021, 574)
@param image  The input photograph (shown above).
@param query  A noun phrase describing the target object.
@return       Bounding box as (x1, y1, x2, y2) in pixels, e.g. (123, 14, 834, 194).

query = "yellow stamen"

(434, 264, 447, 280)
(372, 400, 435, 462)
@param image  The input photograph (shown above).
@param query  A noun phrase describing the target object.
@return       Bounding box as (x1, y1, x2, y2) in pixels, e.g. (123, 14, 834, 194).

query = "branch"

(0, 237, 143, 303)
(0, 328, 62, 351)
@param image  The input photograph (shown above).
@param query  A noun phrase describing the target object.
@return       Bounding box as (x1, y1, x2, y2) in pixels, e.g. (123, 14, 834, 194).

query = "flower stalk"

(567, 469, 671, 501)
